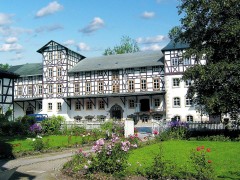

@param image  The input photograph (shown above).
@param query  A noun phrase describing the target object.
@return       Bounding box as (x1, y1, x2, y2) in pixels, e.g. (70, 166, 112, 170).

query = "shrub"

(29, 123, 42, 135)
(190, 146, 215, 180)
(41, 115, 65, 135)
(146, 145, 178, 179)
(32, 138, 44, 151)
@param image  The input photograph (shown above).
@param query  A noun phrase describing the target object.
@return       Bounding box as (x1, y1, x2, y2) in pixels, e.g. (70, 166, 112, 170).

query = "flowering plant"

(29, 123, 42, 134)
(191, 146, 215, 180)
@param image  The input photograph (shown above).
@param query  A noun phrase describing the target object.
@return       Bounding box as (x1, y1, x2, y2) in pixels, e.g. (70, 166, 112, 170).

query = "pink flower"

(153, 130, 159, 135)
(84, 165, 88, 169)
(131, 144, 138, 148)
(196, 147, 201, 151)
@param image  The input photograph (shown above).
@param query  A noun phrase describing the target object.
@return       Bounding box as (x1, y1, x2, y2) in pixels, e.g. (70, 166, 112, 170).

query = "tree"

(103, 36, 140, 55)
(0, 63, 11, 70)
(169, 0, 240, 116)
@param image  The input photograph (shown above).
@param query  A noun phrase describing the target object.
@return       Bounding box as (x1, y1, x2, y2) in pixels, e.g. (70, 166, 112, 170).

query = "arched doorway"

(26, 106, 34, 115)
(110, 104, 123, 120)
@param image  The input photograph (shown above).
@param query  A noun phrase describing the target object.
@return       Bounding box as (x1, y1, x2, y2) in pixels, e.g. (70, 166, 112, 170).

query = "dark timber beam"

(120, 96, 126, 107)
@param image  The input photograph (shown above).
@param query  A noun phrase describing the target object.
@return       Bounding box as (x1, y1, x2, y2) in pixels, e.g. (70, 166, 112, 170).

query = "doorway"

(26, 106, 34, 115)
(140, 99, 150, 112)
(110, 104, 123, 120)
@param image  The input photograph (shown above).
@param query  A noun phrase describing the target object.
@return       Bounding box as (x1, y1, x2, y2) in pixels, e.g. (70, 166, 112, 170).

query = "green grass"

(1, 135, 94, 153)
(128, 140, 240, 179)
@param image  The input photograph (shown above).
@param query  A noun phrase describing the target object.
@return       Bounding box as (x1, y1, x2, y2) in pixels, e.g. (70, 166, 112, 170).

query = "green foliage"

(146, 145, 179, 179)
(32, 138, 45, 151)
(156, 127, 188, 141)
(0, 63, 10, 70)
(190, 146, 215, 180)
(0, 115, 36, 136)
(103, 36, 140, 55)
(169, 0, 240, 116)
(41, 115, 65, 135)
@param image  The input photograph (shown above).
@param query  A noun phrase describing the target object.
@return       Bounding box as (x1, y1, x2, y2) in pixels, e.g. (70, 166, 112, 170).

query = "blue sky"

(0, 0, 181, 65)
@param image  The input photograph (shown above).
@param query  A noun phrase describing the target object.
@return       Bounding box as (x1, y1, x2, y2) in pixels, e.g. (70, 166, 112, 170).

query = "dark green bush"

(41, 115, 65, 135)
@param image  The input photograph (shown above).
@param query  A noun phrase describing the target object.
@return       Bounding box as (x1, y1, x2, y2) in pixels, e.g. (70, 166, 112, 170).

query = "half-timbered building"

(9, 40, 212, 123)
(0, 68, 19, 118)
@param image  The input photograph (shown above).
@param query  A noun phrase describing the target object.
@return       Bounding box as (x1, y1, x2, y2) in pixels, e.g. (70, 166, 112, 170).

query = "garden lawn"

(128, 140, 240, 180)
(1, 135, 93, 153)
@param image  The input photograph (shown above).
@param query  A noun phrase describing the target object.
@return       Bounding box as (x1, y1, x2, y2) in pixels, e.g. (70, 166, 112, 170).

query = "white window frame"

(74, 83, 80, 93)
(128, 80, 135, 91)
(75, 101, 81, 110)
(98, 100, 105, 110)
(173, 97, 181, 107)
(154, 99, 160, 108)
(171, 58, 179, 66)
(173, 78, 180, 87)
(57, 84, 62, 94)
(86, 101, 92, 110)
(86, 82, 91, 93)
(57, 102, 62, 111)
(48, 103, 53, 111)
(141, 79, 147, 91)
(186, 97, 193, 106)
(153, 78, 160, 90)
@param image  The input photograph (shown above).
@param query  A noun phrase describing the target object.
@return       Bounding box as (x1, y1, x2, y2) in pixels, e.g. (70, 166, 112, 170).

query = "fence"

(62, 121, 103, 130)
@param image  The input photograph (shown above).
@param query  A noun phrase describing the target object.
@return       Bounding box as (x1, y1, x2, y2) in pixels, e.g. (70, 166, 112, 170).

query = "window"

(98, 81, 104, 93)
(140, 67, 146, 73)
(186, 98, 193, 106)
(48, 52, 52, 60)
(128, 80, 135, 91)
(173, 115, 181, 121)
(187, 115, 193, 122)
(112, 84, 120, 93)
(86, 82, 91, 93)
(57, 68, 62, 77)
(18, 86, 23, 96)
(38, 85, 42, 94)
(57, 102, 62, 111)
(129, 99, 135, 108)
(48, 103, 52, 111)
(97, 71, 103, 76)
(28, 86, 32, 95)
(48, 84, 53, 94)
(153, 66, 159, 72)
(57, 52, 62, 59)
(154, 115, 162, 121)
(48, 68, 53, 77)
(153, 79, 160, 90)
(154, 99, 160, 107)
(183, 58, 191, 65)
(173, 97, 181, 107)
(185, 80, 192, 87)
(75, 101, 81, 110)
(74, 84, 80, 93)
(85, 72, 91, 77)
(86, 101, 92, 110)
(173, 78, 180, 87)
(57, 84, 62, 94)
(141, 79, 147, 91)
(171, 58, 178, 66)
(99, 100, 105, 109)
(112, 70, 119, 79)
(126, 68, 134, 74)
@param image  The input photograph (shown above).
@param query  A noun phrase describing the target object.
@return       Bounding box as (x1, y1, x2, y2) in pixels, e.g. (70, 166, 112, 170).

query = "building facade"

(9, 40, 209, 123)
(0, 68, 19, 118)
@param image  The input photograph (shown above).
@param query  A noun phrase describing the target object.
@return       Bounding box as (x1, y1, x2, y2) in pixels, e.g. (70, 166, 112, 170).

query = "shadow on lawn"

(0, 141, 36, 180)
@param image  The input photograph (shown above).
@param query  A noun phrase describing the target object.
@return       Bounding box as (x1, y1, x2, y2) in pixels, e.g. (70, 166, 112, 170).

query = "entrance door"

(26, 106, 34, 115)
(110, 104, 123, 120)
(140, 99, 150, 111)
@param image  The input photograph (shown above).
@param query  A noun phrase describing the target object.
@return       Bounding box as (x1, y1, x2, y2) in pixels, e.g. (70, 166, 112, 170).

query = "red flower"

(208, 160, 212, 163)
(206, 148, 211, 152)
(201, 145, 205, 149)
(196, 147, 201, 151)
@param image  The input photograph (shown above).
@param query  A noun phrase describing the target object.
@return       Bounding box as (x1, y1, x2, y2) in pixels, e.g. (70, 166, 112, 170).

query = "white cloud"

(141, 11, 155, 19)
(79, 17, 104, 34)
(0, 43, 23, 52)
(76, 42, 90, 51)
(5, 37, 18, 44)
(136, 35, 167, 44)
(0, 13, 13, 26)
(141, 44, 163, 51)
(35, 1, 63, 18)
(63, 40, 75, 46)
(0, 26, 32, 36)
(35, 24, 63, 33)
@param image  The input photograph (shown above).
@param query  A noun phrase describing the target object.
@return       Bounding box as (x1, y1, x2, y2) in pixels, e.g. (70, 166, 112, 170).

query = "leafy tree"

(0, 63, 10, 70)
(169, 0, 240, 116)
(103, 36, 140, 55)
